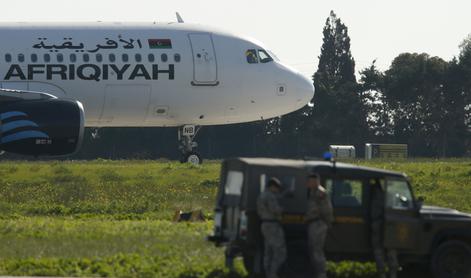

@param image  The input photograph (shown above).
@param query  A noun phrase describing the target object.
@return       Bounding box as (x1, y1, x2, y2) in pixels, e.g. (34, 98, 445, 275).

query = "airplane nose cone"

(295, 74, 314, 107)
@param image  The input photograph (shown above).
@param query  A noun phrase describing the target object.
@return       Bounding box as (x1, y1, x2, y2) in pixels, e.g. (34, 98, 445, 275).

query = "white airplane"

(0, 14, 314, 164)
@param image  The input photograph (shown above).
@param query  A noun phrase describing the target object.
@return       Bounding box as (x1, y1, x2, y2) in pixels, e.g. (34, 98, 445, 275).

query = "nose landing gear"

(178, 125, 203, 165)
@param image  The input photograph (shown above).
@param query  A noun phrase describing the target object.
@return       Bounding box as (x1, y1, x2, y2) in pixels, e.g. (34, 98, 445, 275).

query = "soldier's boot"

(266, 272, 279, 278)
(376, 271, 387, 278)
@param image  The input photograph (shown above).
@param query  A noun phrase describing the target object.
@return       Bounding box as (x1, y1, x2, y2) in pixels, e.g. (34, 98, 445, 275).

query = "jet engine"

(0, 96, 84, 157)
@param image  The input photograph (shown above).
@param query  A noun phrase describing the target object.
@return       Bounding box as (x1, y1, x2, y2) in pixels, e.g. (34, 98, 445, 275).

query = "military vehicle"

(208, 158, 471, 278)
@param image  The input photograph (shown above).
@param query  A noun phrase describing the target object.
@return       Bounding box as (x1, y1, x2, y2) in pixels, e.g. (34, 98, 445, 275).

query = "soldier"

(305, 173, 334, 278)
(370, 179, 399, 278)
(257, 177, 286, 278)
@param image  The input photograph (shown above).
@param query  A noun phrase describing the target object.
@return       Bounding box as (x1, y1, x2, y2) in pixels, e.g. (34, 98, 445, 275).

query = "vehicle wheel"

(181, 151, 202, 165)
(431, 240, 471, 278)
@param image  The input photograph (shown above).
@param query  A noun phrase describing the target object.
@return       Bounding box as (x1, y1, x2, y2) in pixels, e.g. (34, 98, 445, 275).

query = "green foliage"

(359, 50, 471, 157)
(0, 159, 469, 277)
(257, 10, 369, 157)
(0, 254, 246, 278)
(310, 10, 367, 148)
(327, 261, 377, 278)
(0, 160, 220, 219)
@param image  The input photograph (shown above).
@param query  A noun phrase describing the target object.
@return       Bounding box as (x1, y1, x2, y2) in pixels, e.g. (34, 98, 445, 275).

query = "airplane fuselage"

(0, 22, 313, 127)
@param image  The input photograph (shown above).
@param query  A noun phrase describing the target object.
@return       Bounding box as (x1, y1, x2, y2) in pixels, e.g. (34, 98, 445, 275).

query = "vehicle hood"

(420, 205, 471, 220)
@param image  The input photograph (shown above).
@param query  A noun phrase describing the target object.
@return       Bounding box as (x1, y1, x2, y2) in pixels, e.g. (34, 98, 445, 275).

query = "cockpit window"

(258, 49, 273, 63)
(267, 50, 279, 62)
(246, 49, 258, 64)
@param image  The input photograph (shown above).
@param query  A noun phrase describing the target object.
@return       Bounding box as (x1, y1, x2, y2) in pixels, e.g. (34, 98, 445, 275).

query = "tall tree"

(305, 11, 366, 154)
(458, 36, 471, 155)
(358, 61, 393, 140)
(440, 58, 468, 156)
(382, 53, 458, 156)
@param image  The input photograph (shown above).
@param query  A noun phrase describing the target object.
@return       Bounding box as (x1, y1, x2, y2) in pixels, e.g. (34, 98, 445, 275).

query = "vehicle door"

(220, 169, 244, 242)
(325, 176, 370, 255)
(258, 169, 308, 272)
(383, 178, 421, 250)
(254, 170, 304, 220)
(188, 33, 218, 86)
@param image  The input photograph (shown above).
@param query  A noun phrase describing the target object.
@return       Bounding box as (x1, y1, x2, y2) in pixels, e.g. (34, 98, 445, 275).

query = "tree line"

(72, 11, 470, 159)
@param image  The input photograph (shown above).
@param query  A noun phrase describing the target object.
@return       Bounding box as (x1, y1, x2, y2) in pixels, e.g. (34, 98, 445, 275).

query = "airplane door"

(188, 33, 218, 85)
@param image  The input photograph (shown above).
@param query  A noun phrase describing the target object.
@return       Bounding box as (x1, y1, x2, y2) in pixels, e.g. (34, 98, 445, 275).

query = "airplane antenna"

(176, 12, 185, 23)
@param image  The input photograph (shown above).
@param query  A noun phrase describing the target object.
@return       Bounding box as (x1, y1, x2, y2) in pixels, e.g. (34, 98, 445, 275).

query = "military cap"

(267, 177, 282, 188)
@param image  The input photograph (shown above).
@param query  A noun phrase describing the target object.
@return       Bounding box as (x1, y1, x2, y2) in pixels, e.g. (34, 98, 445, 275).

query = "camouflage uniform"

(371, 185, 399, 278)
(257, 190, 286, 278)
(306, 186, 334, 278)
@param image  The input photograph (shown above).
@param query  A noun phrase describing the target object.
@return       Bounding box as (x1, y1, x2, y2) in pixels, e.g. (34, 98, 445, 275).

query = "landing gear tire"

(181, 151, 202, 165)
(178, 125, 203, 165)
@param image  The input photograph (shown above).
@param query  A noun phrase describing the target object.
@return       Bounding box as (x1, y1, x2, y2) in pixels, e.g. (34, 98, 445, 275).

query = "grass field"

(0, 159, 469, 277)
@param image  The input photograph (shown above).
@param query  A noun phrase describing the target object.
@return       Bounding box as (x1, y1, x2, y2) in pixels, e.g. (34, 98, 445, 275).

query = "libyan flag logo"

(148, 39, 172, 49)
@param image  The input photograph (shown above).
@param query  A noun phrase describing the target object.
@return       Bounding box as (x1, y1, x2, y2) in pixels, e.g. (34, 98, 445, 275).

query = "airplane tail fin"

(176, 12, 184, 23)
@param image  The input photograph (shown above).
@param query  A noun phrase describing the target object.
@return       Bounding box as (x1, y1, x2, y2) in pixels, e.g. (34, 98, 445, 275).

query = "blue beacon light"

(323, 152, 333, 161)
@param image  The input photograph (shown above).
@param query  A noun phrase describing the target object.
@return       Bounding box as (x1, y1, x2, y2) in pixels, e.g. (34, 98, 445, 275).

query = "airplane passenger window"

(57, 54, 64, 63)
(44, 54, 51, 63)
(70, 54, 77, 63)
(161, 54, 168, 62)
(258, 50, 273, 63)
(5, 54, 11, 63)
(31, 54, 38, 63)
(109, 54, 116, 62)
(174, 53, 181, 62)
(135, 54, 142, 62)
(18, 54, 25, 63)
(83, 54, 90, 62)
(148, 54, 155, 62)
(122, 54, 129, 62)
(96, 54, 103, 62)
(245, 49, 258, 64)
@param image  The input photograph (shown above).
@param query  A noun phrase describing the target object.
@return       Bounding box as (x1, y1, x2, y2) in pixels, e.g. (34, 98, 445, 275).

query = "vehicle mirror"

(416, 196, 425, 210)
